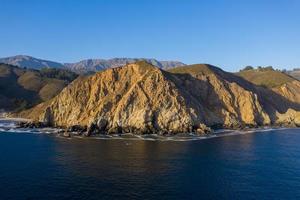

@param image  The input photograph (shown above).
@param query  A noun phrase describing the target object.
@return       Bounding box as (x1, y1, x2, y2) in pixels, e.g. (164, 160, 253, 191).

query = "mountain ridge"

(0, 55, 65, 70)
(0, 55, 185, 74)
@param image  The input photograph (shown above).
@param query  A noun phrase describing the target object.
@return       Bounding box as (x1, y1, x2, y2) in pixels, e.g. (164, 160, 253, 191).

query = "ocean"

(0, 122, 300, 199)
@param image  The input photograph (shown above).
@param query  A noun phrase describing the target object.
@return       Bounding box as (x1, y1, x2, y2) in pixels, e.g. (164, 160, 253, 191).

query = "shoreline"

(1, 126, 299, 142)
(0, 118, 299, 142)
(12, 116, 300, 137)
(0, 117, 31, 122)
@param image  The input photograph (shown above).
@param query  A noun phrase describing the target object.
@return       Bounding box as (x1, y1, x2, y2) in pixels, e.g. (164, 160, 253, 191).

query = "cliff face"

(272, 81, 300, 104)
(236, 68, 300, 125)
(168, 65, 270, 127)
(22, 62, 300, 134)
(23, 62, 205, 134)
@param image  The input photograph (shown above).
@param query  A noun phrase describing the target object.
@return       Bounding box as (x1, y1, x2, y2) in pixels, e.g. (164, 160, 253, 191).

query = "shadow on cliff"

(0, 74, 40, 111)
(164, 68, 300, 126)
(218, 70, 300, 122)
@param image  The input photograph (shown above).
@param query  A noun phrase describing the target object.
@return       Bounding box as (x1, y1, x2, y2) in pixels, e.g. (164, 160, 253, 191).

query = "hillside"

(236, 68, 300, 104)
(0, 63, 78, 111)
(0, 55, 185, 74)
(20, 62, 300, 135)
(236, 68, 295, 88)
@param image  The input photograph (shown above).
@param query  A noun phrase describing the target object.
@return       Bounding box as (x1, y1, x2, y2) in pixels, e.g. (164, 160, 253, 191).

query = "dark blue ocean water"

(1, 129, 300, 200)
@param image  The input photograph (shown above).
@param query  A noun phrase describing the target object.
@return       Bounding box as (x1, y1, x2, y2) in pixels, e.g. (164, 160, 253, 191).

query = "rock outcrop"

(236, 68, 300, 125)
(20, 62, 300, 135)
(272, 80, 300, 104)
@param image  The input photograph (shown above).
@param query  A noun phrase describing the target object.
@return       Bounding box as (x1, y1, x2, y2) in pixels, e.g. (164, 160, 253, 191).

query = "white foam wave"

(0, 119, 298, 142)
(39, 127, 300, 142)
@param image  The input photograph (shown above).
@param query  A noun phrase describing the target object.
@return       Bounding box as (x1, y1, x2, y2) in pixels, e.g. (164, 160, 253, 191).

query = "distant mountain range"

(0, 55, 185, 73)
(287, 68, 300, 80)
(0, 55, 65, 70)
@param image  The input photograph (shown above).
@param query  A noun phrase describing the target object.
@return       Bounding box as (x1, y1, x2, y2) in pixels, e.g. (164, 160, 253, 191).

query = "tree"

(241, 66, 254, 71)
(265, 66, 274, 70)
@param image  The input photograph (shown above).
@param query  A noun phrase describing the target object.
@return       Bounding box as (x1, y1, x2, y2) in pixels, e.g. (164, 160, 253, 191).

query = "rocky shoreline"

(15, 120, 299, 139)
(1, 117, 299, 142)
(16, 120, 212, 137)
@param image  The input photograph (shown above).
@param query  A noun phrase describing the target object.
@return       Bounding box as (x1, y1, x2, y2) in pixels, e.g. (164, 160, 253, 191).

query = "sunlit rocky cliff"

(20, 62, 300, 134)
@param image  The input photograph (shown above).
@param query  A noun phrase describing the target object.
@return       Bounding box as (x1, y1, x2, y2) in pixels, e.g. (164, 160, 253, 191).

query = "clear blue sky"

(0, 0, 299, 71)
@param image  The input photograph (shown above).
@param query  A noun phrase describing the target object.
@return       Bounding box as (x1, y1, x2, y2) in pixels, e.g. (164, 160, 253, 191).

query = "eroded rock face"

(270, 81, 300, 126)
(168, 65, 271, 127)
(23, 62, 203, 134)
(275, 109, 300, 127)
(21, 62, 300, 134)
(272, 81, 300, 104)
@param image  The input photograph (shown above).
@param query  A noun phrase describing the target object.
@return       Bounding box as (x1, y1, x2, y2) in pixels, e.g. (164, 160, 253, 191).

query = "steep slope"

(168, 64, 271, 127)
(0, 63, 78, 111)
(235, 68, 300, 125)
(272, 81, 300, 104)
(236, 68, 300, 104)
(22, 62, 300, 135)
(22, 61, 206, 134)
(0, 55, 64, 70)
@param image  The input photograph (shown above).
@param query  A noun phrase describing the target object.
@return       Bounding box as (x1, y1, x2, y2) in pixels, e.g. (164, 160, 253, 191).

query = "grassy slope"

(236, 69, 295, 88)
(0, 63, 78, 111)
(169, 65, 296, 89)
(167, 64, 216, 75)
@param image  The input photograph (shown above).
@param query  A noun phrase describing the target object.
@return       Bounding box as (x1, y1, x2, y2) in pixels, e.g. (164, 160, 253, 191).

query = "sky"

(0, 0, 299, 71)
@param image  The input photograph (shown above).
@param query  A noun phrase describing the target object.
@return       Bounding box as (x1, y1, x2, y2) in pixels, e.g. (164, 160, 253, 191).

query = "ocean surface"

(1, 122, 300, 199)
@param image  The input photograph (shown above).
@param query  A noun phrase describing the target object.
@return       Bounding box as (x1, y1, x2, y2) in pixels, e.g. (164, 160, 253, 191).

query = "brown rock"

(19, 62, 300, 135)
(62, 132, 71, 138)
